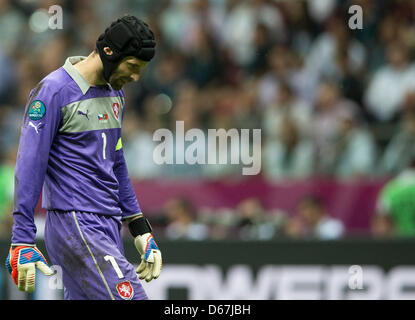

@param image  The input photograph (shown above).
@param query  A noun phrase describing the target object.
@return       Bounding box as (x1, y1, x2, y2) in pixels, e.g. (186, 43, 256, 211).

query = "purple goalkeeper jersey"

(12, 56, 142, 244)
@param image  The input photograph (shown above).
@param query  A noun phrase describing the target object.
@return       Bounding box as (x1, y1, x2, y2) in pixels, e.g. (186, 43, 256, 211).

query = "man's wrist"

(122, 212, 144, 223)
(128, 216, 153, 237)
(11, 243, 36, 247)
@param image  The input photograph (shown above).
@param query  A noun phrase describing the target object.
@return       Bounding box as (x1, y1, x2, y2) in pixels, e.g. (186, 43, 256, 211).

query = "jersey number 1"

(101, 132, 107, 160)
(104, 255, 124, 279)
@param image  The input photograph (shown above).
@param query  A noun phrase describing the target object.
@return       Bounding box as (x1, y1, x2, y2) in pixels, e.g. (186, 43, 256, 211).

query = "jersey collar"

(63, 56, 91, 95)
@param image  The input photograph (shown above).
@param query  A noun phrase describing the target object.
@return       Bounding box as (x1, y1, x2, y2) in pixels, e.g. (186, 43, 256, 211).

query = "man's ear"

(103, 47, 113, 55)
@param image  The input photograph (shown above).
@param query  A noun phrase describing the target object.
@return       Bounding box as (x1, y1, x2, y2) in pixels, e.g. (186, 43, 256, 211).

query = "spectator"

(256, 44, 294, 108)
(374, 157, 415, 237)
(283, 214, 306, 239)
(364, 41, 415, 123)
(288, 195, 345, 239)
(307, 0, 337, 24)
(235, 198, 277, 240)
(367, 11, 399, 73)
(221, 0, 284, 68)
(330, 108, 377, 179)
(312, 81, 360, 175)
(371, 213, 395, 238)
(263, 81, 311, 139)
(263, 116, 314, 179)
(306, 13, 367, 83)
(378, 91, 415, 175)
(281, 0, 315, 58)
(164, 197, 209, 240)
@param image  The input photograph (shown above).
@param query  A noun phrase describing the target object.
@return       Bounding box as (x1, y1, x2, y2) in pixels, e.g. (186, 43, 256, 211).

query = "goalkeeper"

(5, 15, 162, 300)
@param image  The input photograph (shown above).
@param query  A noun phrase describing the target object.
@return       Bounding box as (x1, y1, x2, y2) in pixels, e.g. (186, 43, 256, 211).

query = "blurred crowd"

(1, 0, 415, 239)
(149, 194, 347, 241)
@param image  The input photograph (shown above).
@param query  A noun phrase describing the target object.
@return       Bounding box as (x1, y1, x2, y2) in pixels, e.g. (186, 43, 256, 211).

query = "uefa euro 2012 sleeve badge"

(28, 100, 46, 121)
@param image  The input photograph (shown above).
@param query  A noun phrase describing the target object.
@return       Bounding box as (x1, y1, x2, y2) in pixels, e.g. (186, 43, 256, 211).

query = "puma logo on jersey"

(77, 109, 89, 120)
(28, 121, 42, 134)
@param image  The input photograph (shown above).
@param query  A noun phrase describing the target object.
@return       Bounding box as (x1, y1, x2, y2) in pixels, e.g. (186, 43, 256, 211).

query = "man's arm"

(114, 91, 143, 220)
(12, 80, 62, 245)
(113, 144, 142, 221)
(113, 136, 162, 282)
(6, 80, 60, 292)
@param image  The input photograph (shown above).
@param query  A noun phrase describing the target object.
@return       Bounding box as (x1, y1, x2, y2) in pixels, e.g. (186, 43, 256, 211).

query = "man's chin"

(109, 80, 126, 90)
(110, 83, 122, 90)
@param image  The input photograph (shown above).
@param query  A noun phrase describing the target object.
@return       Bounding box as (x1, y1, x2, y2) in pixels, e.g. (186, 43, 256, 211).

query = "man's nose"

(130, 73, 140, 82)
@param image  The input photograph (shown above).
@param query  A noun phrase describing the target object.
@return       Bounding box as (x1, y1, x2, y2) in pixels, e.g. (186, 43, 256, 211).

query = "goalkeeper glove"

(134, 233, 162, 282)
(128, 216, 162, 282)
(5, 245, 54, 293)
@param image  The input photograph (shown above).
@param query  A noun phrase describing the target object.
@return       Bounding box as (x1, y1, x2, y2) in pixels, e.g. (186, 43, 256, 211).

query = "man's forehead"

(123, 57, 147, 67)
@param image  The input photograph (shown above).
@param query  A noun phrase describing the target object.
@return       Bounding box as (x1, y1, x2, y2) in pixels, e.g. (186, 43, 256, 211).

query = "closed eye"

(127, 63, 141, 73)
